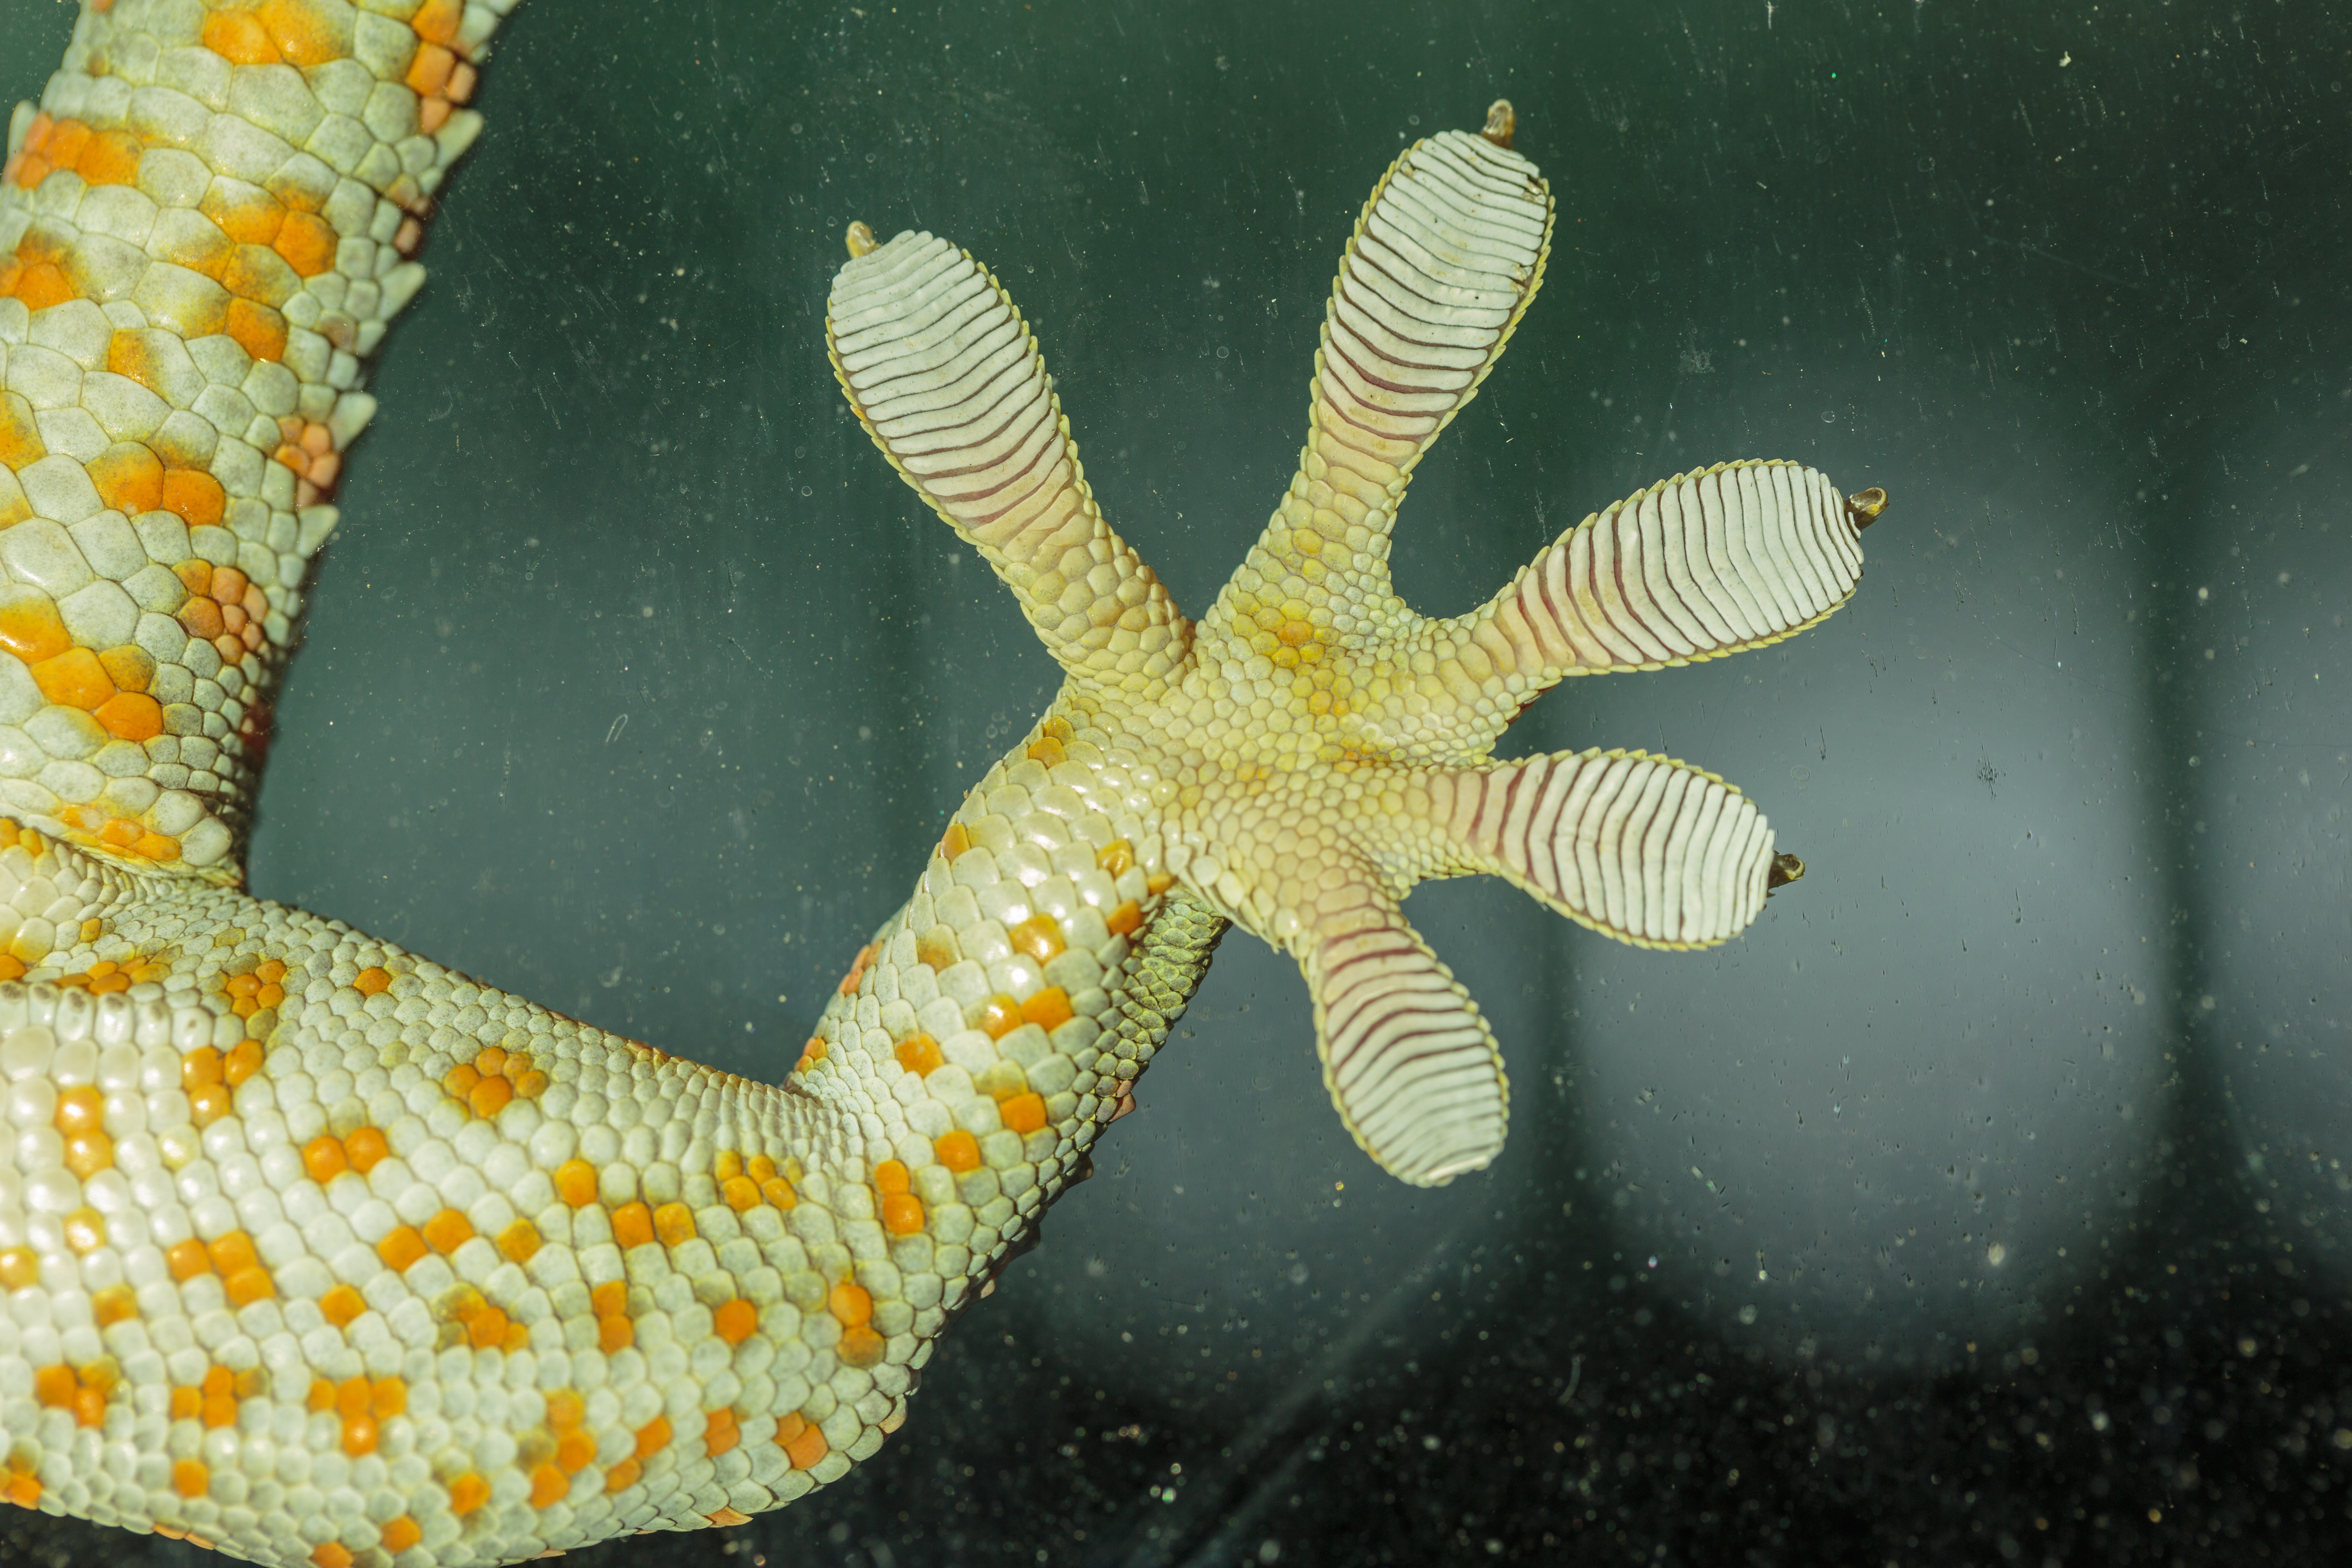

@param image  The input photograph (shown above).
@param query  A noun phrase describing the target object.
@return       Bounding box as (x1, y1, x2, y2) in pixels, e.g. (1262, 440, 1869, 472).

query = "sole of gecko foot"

(0, 2, 1881, 1560)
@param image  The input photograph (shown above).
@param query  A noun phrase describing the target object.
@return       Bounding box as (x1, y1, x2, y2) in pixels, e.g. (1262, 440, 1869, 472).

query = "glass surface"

(3, 0, 2348, 1563)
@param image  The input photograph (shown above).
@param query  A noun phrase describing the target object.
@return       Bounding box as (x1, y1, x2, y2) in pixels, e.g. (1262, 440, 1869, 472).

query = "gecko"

(0, 3, 1883, 1564)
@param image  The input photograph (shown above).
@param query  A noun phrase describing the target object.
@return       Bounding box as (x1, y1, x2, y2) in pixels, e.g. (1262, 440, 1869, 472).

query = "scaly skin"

(0, 8, 1882, 1566)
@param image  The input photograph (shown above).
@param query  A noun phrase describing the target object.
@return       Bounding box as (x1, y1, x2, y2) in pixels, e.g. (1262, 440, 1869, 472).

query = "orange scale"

(208, 1232, 258, 1275)
(257, 0, 349, 67)
(345, 1127, 389, 1172)
(421, 1208, 473, 1254)
(609, 1202, 653, 1250)
(413, 0, 462, 47)
(826, 1281, 872, 1328)
(9, 258, 74, 312)
(99, 644, 156, 694)
(779, 1414, 827, 1470)
(553, 1159, 596, 1207)
(418, 97, 451, 134)
(224, 298, 287, 363)
(1009, 913, 1067, 963)
(173, 559, 214, 595)
(405, 42, 455, 97)
(838, 1324, 886, 1368)
(1020, 986, 1075, 1031)
(75, 129, 142, 187)
(713, 1299, 757, 1346)
(5, 156, 48, 192)
(63, 1132, 112, 1178)
(300, 1134, 346, 1183)
(178, 596, 224, 639)
(89, 442, 164, 514)
(165, 1238, 211, 1282)
(212, 632, 245, 665)
(200, 11, 281, 65)
(30, 648, 114, 711)
(0, 388, 45, 468)
(999, 1091, 1048, 1136)
(94, 690, 163, 742)
(223, 1039, 262, 1085)
(307, 452, 341, 492)
(188, 1082, 232, 1126)
(719, 1175, 760, 1213)
(201, 185, 284, 248)
(376, 1225, 427, 1272)
(220, 602, 247, 634)
(224, 1265, 273, 1307)
(893, 1033, 944, 1076)
(0, 594, 68, 664)
(446, 1472, 488, 1516)
(43, 120, 90, 168)
(495, 1219, 539, 1264)
(32, 1365, 74, 1408)
(554, 1427, 595, 1472)
(273, 210, 336, 277)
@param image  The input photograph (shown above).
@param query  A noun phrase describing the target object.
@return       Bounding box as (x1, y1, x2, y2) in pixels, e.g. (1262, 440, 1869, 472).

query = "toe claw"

(1767, 851, 1806, 891)
(1846, 486, 1888, 528)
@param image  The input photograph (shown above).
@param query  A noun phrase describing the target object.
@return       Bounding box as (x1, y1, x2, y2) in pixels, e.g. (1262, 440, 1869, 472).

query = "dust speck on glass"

(0, 0, 2345, 1565)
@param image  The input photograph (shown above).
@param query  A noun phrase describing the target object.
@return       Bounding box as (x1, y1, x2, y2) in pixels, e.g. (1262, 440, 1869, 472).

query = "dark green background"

(4, 0, 2350, 1563)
